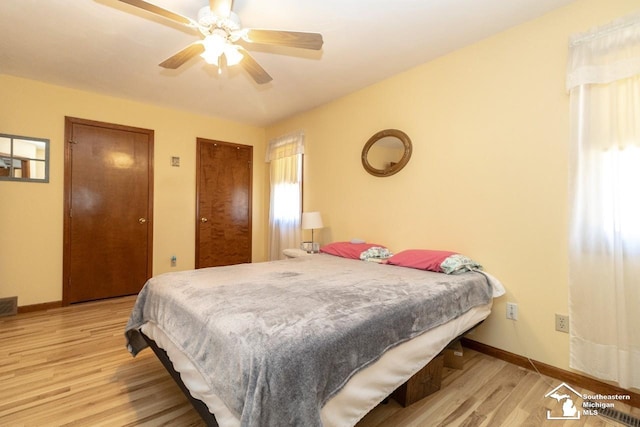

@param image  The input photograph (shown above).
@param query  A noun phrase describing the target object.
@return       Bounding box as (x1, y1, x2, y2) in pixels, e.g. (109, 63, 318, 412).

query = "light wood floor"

(1, 296, 638, 426)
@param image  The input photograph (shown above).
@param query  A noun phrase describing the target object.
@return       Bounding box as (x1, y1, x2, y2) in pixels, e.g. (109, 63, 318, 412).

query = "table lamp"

(301, 211, 323, 253)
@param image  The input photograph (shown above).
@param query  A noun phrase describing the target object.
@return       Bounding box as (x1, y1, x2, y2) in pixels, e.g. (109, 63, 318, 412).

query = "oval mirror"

(361, 129, 412, 177)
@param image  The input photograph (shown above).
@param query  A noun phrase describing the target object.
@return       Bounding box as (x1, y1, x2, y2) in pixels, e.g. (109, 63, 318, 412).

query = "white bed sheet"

(140, 301, 492, 427)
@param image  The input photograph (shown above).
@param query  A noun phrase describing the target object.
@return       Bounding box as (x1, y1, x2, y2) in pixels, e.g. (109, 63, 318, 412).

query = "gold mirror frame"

(361, 129, 412, 177)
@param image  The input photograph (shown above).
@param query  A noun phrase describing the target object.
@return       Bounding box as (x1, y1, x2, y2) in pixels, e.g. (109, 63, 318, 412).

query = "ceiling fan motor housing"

(197, 6, 240, 33)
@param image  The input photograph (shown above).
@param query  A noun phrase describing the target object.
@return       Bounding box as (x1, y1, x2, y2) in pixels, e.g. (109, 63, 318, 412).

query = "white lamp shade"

(301, 211, 323, 230)
(224, 45, 244, 66)
(200, 34, 225, 65)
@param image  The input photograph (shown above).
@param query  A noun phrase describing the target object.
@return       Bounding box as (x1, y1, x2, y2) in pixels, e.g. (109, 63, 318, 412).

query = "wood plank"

(1, 296, 637, 426)
(462, 338, 640, 409)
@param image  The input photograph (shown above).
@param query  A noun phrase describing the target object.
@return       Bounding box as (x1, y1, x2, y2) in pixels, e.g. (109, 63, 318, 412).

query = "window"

(567, 12, 640, 389)
(600, 146, 640, 243)
(266, 131, 304, 260)
(271, 155, 303, 223)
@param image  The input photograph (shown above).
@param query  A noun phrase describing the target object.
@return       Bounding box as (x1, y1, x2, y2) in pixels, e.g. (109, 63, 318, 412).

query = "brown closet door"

(63, 117, 153, 304)
(196, 138, 252, 268)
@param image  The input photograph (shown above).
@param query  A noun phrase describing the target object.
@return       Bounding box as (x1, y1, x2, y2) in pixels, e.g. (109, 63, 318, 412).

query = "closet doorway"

(63, 117, 154, 304)
(196, 138, 252, 268)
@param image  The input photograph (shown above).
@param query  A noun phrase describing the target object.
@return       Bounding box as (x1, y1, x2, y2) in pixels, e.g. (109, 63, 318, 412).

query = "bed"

(125, 252, 505, 427)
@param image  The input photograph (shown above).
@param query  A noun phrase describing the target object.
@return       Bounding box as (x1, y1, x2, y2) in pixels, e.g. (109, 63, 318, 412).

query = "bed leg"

(391, 354, 444, 407)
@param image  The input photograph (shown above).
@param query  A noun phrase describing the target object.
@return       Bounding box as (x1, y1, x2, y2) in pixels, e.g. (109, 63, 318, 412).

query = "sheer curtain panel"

(567, 11, 640, 389)
(266, 131, 304, 260)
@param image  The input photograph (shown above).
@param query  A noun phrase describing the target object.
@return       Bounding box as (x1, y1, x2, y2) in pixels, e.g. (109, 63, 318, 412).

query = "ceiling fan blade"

(159, 42, 205, 69)
(119, 0, 195, 26)
(244, 29, 323, 50)
(239, 51, 273, 85)
(210, 0, 233, 18)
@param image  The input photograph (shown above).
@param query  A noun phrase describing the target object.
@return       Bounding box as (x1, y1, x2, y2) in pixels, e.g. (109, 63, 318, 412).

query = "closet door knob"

(201, 217, 209, 223)
(138, 218, 147, 224)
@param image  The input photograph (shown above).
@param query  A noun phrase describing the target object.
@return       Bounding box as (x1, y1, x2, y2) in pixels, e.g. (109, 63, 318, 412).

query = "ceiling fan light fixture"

(224, 45, 243, 66)
(200, 33, 226, 65)
(200, 33, 243, 68)
(200, 50, 219, 66)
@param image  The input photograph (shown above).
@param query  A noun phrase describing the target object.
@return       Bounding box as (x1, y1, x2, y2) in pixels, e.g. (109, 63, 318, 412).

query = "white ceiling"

(0, 0, 576, 127)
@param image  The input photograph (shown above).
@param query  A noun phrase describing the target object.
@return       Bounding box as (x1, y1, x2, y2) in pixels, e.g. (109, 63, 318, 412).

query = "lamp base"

(300, 241, 320, 253)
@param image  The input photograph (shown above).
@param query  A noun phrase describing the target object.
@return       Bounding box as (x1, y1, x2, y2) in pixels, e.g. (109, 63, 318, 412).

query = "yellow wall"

(267, 0, 640, 373)
(2, 0, 637, 379)
(0, 75, 267, 306)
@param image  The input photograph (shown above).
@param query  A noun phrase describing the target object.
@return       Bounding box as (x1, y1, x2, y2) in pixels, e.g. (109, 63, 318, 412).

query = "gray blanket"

(125, 255, 493, 426)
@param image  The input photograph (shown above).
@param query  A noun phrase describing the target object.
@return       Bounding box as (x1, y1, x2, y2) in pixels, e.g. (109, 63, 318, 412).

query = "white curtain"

(567, 11, 640, 390)
(266, 131, 304, 260)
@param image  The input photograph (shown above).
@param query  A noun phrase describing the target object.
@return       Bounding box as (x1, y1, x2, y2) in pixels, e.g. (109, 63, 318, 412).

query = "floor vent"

(586, 401, 640, 427)
(0, 296, 18, 317)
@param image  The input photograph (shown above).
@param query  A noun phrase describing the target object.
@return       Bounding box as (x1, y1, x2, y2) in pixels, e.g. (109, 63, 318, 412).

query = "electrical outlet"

(506, 302, 518, 320)
(171, 255, 177, 267)
(555, 314, 569, 333)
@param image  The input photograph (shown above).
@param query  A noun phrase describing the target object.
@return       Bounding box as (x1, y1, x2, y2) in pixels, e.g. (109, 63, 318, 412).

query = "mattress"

(126, 255, 505, 426)
(141, 301, 492, 427)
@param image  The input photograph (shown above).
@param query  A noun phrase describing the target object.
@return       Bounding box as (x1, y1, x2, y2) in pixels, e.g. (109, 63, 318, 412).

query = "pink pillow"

(386, 249, 458, 272)
(320, 242, 386, 259)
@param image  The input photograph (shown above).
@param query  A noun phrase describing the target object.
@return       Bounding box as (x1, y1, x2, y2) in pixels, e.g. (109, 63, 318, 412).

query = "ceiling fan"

(118, 0, 324, 84)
